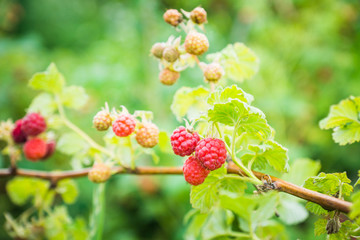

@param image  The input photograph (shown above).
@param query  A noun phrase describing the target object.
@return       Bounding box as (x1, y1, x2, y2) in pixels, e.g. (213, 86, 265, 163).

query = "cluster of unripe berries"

(170, 126, 227, 186)
(11, 113, 55, 161)
(151, 7, 223, 86)
(90, 106, 160, 183)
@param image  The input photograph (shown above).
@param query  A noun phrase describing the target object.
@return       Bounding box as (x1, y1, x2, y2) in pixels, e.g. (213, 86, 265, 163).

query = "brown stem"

(0, 163, 352, 214)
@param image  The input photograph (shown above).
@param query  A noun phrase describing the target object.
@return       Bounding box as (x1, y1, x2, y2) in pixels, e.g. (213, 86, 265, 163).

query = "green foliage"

(57, 132, 89, 155)
(314, 218, 354, 240)
(207, 43, 259, 82)
(60, 86, 89, 110)
(56, 179, 79, 204)
(171, 86, 210, 121)
(29, 63, 65, 94)
(320, 96, 360, 145)
(190, 167, 247, 213)
(27, 93, 57, 117)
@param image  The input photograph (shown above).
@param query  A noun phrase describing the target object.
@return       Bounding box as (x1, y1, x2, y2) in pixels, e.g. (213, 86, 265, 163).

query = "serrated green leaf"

(220, 195, 256, 222)
(277, 197, 308, 225)
(6, 177, 50, 206)
(207, 85, 254, 105)
(27, 93, 57, 117)
(29, 63, 65, 94)
(201, 208, 236, 240)
(350, 191, 360, 224)
(332, 122, 360, 145)
(255, 220, 287, 240)
(57, 132, 89, 155)
(171, 86, 210, 121)
(320, 97, 360, 145)
(207, 43, 259, 82)
(241, 140, 289, 173)
(56, 179, 79, 204)
(305, 202, 328, 216)
(320, 97, 360, 129)
(208, 99, 250, 126)
(190, 167, 246, 213)
(60, 86, 88, 110)
(314, 218, 328, 236)
(185, 211, 209, 240)
(236, 113, 272, 140)
(282, 158, 321, 186)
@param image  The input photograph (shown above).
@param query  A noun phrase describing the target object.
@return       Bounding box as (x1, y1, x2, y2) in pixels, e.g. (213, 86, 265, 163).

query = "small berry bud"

(203, 63, 223, 82)
(159, 68, 180, 86)
(163, 9, 183, 27)
(135, 123, 159, 148)
(162, 46, 180, 63)
(190, 7, 207, 24)
(151, 42, 166, 59)
(93, 110, 112, 131)
(185, 31, 209, 55)
(88, 162, 111, 183)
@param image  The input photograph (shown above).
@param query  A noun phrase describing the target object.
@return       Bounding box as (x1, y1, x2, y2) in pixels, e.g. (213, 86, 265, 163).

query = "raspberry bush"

(0, 6, 360, 240)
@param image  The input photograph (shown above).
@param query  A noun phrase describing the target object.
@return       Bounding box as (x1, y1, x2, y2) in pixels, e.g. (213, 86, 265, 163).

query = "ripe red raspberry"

(159, 68, 180, 86)
(163, 9, 183, 27)
(135, 123, 159, 148)
(11, 119, 27, 143)
(162, 46, 180, 62)
(93, 110, 112, 131)
(21, 113, 46, 136)
(195, 138, 227, 171)
(88, 162, 111, 183)
(190, 7, 207, 24)
(184, 31, 209, 55)
(203, 63, 223, 82)
(23, 138, 47, 161)
(42, 140, 56, 160)
(151, 42, 166, 59)
(112, 113, 136, 137)
(171, 126, 200, 156)
(183, 156, 210, 186)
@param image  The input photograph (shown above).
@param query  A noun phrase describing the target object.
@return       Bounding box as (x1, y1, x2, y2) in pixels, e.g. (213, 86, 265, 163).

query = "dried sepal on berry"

(159, 68, 180, 86)
(163, 9, 183, 27)
(184, 31, 209, 56)
(88, 162, 112, 183)
(190, 7, 207, 24)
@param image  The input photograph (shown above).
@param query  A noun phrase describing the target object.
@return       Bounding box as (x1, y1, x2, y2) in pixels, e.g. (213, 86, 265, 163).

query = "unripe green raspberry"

(151, 42, 166, 59)
(185, 31, 209, 55)
(135, 123, 159, 148)
(163, 46, 180, 63)
(93, 110, 112, 131)
(159, 68, 180, 85)
(190, 7, 207, 24)
(88, 162, 111, 183)
(163, 9, 183, 27)
(203, 63, 223, 82)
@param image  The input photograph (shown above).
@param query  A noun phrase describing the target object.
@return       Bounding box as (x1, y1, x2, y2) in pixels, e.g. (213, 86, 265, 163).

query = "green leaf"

(277, 196, 308, 225)
(350, 191, 360, 224)
(142, 148, 160, 164)
(241, 140, 289, 173)
(29, 63, 65, 94)
(60, 86, 88, 110)
(6, 177, 50, 207)
(305, 202, 328, 216)
(57, 132, 89, 155)
(220, 195, 256, 222)
(208, 99, 250, 126)
(185, 211, 209, 240)
(282, 158, 321, 186)
(207, 85, 254, 105)
(27, 93, 57, 117)
(190, 167, 246, 213)
(201, 208, 236, 240)
(320, 97, 360, 145)
(207, 43, 259, 82)
(56, 179, 79, 204)
(236, 113, 272, 140)
(171, 86, 210, 121)
(314, 218, 327, 236)
(158, 131, 172, 153)
(320, 97, 360, 129)
(355, 171, 360, 186)
(314, 218, 354, 240)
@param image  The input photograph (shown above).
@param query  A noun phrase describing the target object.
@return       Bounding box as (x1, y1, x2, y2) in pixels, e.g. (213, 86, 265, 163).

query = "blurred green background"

(0, 0, 360, 239)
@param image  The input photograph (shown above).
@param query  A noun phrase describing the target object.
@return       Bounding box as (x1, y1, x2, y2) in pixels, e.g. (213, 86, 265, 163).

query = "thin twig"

(0, 163, 352, 214)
